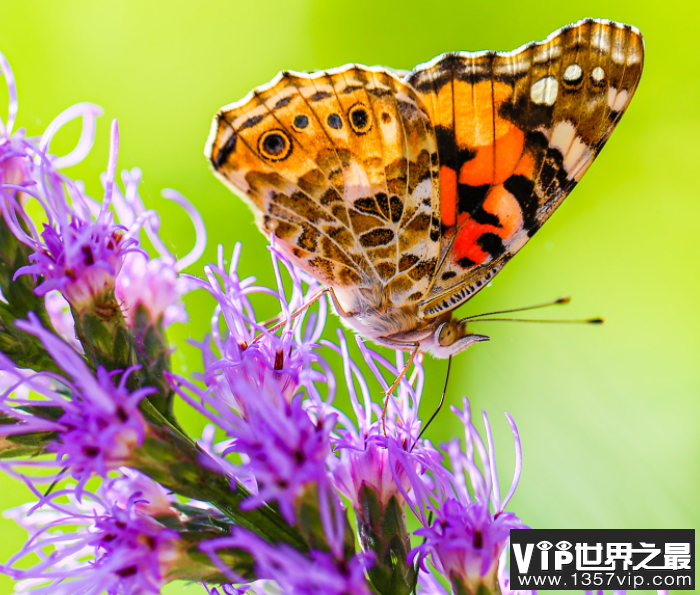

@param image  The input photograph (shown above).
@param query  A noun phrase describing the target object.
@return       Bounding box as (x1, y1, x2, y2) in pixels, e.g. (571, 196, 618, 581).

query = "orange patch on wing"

(431, 84, 454, 131)
(450, 184, 523, 265)
(483, 185, 523, 239)
(459, 126, 525, 186)
(451, 218, 491, 265)
(453, 81, 513, 148)
(439, 165, 458, 227)
(513, 149, 537, 177)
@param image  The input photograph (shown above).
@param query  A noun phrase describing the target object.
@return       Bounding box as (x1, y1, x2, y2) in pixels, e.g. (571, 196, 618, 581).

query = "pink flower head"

(189, 242, 329, 412)
(103, 468, 178, 519)
(3, 475, 179, 595)
(324, 331, 429, 513)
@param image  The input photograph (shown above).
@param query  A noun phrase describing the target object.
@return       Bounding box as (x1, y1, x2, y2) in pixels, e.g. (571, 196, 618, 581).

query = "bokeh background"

(0, 1, 698, 593)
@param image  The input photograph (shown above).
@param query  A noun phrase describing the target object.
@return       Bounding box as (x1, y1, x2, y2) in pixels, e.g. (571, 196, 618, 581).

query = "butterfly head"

(424, 317, 490, 359)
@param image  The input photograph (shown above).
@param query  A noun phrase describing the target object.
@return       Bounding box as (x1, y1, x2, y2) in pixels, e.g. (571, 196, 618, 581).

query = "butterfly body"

(206, 18, 643, 358)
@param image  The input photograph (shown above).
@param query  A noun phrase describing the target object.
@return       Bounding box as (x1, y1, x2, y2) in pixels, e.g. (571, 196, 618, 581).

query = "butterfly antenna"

(460, 296, 571, 322)
(468, 317, 604, 324)
(411, 355, 452, 451)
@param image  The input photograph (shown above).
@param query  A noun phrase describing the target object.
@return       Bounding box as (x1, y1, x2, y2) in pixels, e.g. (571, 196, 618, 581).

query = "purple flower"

(104, 468, 178, 519)
(171, 243, 340, 531)
(12, 120, 143, 310)
(0, 50, 131, 317)
(202, 530, 374, 595)
(325, 331, 430, 511)
(190, 242, 328, 410)
(394, 398, 525, 595)
(3, 473, 180, 595)
(0, 313, 152, 492)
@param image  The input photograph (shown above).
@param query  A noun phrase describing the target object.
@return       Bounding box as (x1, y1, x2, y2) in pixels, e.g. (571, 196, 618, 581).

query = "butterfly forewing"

(206, 66, 442, 307)
(405, 19, 644, 318)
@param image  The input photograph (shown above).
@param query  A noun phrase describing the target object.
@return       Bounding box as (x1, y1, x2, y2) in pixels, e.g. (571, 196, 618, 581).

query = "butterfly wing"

(206, 66, 441, 309)
(404, 18, 644, 318)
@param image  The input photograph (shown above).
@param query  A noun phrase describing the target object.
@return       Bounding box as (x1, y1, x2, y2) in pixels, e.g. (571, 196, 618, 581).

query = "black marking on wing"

(477, 232, 506, 258)
(240, 114, 264, 130)
(215, 133, 237, 167)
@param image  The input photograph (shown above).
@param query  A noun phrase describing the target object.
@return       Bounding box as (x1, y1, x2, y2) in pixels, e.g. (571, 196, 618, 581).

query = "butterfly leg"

(326, 286, 352, 318)
(408, 351, 425, 386)
(251, 287, 329, 343)
(381, 342, 420, 435)
(252, 286, 352, 344)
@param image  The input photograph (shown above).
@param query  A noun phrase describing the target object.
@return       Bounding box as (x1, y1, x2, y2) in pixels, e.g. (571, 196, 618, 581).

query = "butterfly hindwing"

(404, 19, 644, 318)
(206, 66, 442, 306)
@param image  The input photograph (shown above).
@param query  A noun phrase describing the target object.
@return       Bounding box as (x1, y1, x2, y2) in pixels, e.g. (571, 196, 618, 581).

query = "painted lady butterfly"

(206, 19, 643, 373)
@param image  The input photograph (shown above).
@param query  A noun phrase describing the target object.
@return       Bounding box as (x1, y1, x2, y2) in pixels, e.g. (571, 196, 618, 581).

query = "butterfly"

(205, 18, 643, 378)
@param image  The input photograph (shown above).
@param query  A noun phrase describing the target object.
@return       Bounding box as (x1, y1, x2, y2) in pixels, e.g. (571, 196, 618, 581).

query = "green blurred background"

(0, 0, 697, 593)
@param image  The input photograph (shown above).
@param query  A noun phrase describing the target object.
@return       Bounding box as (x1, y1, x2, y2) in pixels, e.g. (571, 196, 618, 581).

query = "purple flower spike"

(3, 474, 180, 595)
(4, 314, 153, 492)
(171, 243, 353, 551)
(203, 530, 374, 595)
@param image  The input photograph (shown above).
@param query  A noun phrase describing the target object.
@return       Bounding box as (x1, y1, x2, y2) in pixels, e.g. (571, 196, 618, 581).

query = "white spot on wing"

(627, 44, 643, 64)
(531, 76, 558, 105)
(563, 64, 583, 83)
(591, 26, 611, 52)
(591, 67, 605, 83)
(608, 88, 629, 111)
(550, 121, 576, 154)
(563, 137, 591, 173)
(412, 178, 433, 202)
(612, 42, 626, 64)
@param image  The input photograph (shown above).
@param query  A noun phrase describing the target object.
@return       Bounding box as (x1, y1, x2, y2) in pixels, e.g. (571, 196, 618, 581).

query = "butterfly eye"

(437, 322, 458, 347)
(258, 129, 292, 161)
(348, 102, 372, 135)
